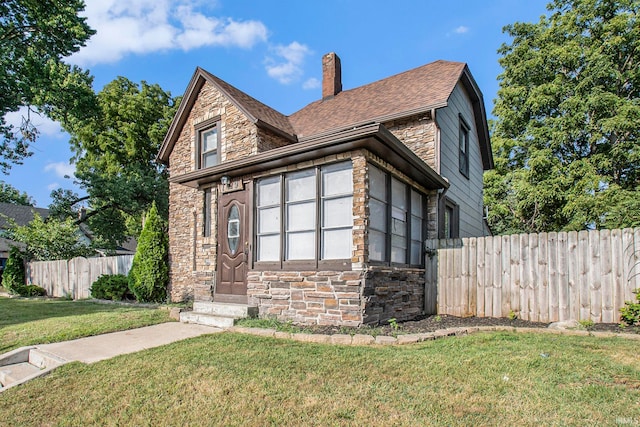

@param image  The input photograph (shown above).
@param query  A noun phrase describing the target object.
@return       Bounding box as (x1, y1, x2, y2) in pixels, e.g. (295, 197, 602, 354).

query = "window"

(197, 119, 220, 169)
(368, 164, 425, 267)
(459, 115, 470, 178)
(203, 188, 212, 237)
(255, 162, 353, 266)
(440, 197, 459, 239)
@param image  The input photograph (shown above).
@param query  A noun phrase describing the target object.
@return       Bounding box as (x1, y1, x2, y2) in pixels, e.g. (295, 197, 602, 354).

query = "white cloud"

(454, 25, 469, 34)
(302, 77, 320, 90)
(68, 0, 268, 66)
(3, 107, 65, 138)
(265, 42, 312, 84)
(47, 182, 61, 191)
(45, 162, 76, 179)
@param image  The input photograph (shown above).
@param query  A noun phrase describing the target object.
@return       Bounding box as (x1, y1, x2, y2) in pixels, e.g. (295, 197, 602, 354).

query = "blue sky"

(4, 0, 548, 207)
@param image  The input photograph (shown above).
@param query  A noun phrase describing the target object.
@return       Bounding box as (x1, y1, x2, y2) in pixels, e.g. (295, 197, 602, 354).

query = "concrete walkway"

(38, 322, 222, 364)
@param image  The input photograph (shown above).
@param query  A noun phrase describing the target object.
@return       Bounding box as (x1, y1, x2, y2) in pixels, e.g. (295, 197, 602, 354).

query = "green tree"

(61, 77, 177, 249)
(8, 213, 93, 260)
(0, 181, 34, 205)
(0, 0, 96, 172)
(3, 246, 25, 293)
(485, 0, 640, 235)
(128, 203, 168, 303)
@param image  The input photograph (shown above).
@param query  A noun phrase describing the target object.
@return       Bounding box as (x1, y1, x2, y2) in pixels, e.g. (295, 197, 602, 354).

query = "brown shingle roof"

(289, 60, 466, 138)
(199, 69, 296, 137)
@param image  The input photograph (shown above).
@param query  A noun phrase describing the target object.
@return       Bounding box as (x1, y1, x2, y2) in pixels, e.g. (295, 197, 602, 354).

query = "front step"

(0, 347, 66, 392)
(181, 302, 258, 328)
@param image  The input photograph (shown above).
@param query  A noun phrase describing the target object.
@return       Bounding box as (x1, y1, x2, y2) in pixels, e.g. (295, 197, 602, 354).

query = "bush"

(620, 289, 640, 326)
(3, 247, 26, 294)
(10, 284, 47, 297)
(90, 274, 132, 301)
(128, 203, 168, 303)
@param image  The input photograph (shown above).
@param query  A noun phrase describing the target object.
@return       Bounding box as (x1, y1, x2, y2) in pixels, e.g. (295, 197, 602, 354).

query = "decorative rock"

(548, 319, 580, 330)
(169, 307, 182, 321)
(351, 334, 375, 345)
(396, 334, 421, 344)
(374, 335, 398, 345)
(330, 334, 353, 345)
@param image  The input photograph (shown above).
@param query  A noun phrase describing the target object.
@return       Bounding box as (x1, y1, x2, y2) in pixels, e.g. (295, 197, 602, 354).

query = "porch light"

(221, 175, 230, 187)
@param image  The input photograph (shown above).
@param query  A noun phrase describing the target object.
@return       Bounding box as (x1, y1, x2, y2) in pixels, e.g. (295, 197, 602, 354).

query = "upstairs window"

(196, 118, 220, 169)
(459, 115, 470, 178)
(440, 197, 459, 239)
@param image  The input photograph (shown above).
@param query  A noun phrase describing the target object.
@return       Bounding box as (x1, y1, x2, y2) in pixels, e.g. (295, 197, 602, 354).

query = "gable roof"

(158, 59, 492, 169)
(158, 67, 296, 161)
(0, 202, 49, 230)
(290, 60, 465, 138)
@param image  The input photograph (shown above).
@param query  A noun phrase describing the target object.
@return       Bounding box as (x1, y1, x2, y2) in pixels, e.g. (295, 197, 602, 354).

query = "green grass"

(0, 296, 174, 352)
(1, 332, 638, 426)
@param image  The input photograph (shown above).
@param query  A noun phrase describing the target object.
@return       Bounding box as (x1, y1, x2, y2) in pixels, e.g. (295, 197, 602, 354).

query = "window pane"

(322, 162, 352, 196)
(286, 169, 315, 202)
(287, 202, 316, 231)
(286, 231, 315, 260)
(411, 241, 422, 265)
(369, 165, 386, 200)
(323, 197, 352, 228)
(203, 128, 217, 152)
(411, 190, 423, 216)
(411, 216, 422, 240)
(322, 228, 351, 259)
(391, 178, 406, 209)
(369, 230, 386, 261)
(370, 199, 386, 231)
(202, 151, 217, 168)
(391, 246, 406, 264)
(258, 207, 280, 234)
(258, 235, 280, 261)
(258, 177, 281, 206)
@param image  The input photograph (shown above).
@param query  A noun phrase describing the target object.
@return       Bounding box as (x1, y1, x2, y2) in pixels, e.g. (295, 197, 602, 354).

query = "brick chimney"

(322, 52, 342, 100)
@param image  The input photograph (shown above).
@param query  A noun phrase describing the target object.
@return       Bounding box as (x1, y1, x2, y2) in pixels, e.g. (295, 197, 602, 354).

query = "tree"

(128, 203, 168, 303)
(0, 181, 34, 205)
(61, 77, 178, 249)
(3, 246, 25, 293)
(485, 0, 640, 235)
(0, 0, 96, 172)
(8, 213, 93, 260)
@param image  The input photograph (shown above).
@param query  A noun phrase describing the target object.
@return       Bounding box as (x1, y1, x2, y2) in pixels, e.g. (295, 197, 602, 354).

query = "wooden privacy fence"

(26, 255, 134, 300)
(425, 228, 640, 323)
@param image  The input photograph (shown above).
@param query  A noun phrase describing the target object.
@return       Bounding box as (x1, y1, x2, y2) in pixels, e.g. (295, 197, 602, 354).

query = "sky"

(4, 0, 549, 208)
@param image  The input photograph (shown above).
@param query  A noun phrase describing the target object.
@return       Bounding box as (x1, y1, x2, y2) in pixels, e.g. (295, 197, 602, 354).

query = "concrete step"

(192, 301, 258, 318)
(29, 349, 66, 369)
(0, 362, 41, 387)
(180, 311, 236, 328)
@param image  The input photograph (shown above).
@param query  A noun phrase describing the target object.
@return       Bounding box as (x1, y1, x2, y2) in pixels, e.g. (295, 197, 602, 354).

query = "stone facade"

(362, 267, 426, 324)
(384, 113, 437, 171)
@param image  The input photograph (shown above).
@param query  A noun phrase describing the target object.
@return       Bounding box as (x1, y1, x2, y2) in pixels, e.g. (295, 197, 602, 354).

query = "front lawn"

(1, 332, 638, 425)
(0, 297, 174, 352)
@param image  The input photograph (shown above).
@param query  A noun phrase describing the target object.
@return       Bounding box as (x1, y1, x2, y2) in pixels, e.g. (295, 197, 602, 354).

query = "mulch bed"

(303, 314, 640, 336)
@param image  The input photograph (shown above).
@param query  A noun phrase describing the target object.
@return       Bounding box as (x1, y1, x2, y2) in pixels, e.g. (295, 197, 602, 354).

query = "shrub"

(128, 203, 168, 303)
(3, 247, 26, 294)
(10, 284, 47, 297)
(620, 289, 640, 326)
(90, 274, 132, 301)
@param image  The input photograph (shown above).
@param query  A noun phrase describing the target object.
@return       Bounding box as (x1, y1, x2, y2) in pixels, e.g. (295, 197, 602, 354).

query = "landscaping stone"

(548, 319, 580, 330)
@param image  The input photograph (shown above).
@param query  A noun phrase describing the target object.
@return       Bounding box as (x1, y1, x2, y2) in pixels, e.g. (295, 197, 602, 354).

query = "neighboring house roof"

(158, 57, 492, 170)
(0, 203, 49, 230)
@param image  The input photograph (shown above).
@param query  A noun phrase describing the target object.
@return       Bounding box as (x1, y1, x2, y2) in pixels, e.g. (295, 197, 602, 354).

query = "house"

(0, 203, 50, 271)
(158, 53, 493, 326)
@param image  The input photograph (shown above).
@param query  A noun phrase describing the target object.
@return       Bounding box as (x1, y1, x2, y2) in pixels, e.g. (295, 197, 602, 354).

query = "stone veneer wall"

(384, 113, 437, 171)
(362, 267, 426, 324)
(247, 270, 364, 326)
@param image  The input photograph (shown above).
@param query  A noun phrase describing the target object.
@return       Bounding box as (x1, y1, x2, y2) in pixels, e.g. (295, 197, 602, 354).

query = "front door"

(216, 189, 249, 304)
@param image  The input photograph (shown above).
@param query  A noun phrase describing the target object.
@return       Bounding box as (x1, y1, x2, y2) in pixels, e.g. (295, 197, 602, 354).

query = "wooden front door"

(216, 189, 249, 304)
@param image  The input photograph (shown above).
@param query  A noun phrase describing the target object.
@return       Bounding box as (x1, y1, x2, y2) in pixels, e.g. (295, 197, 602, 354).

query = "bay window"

(368, 164, 426, 267)
(255, 162, 353, 267)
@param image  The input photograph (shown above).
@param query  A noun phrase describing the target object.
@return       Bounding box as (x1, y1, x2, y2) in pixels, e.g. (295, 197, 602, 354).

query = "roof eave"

(170, 123, 448, 190)
(458, 66, 493, 170)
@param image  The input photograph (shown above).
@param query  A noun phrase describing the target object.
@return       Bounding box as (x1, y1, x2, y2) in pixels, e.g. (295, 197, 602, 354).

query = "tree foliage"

(3, 246, 25, 293)
(485, 0, 640, 235)
(128, 203, 168, 303)
(8, 213, 93, 261)
(0, 181, 34, 205)
(0, 0, 95, 172)
(61, 77, 177, 248)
